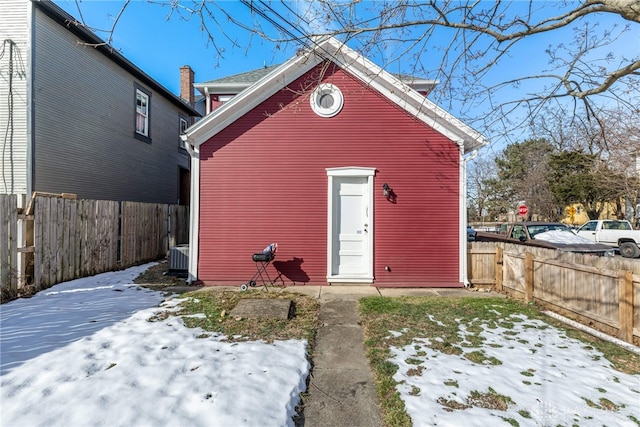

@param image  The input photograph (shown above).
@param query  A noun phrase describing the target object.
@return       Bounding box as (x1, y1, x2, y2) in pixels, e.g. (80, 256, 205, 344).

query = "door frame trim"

(326, 167, 375, 284)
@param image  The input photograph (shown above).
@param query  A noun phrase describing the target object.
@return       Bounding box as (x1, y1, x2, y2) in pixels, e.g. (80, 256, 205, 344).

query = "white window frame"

(179, 116, 189, 150)
(311, 84, 344, 118)
(135, 88, 150, 138)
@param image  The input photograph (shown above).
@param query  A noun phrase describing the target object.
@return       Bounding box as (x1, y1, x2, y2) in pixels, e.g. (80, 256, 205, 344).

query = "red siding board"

(198, 63, 461, 287)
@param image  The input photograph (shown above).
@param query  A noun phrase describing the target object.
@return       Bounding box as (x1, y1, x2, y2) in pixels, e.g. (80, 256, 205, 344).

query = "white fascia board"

(193, 82, 251, 95)
(324, 38, 488, 153)
(185, 54, 324, 147)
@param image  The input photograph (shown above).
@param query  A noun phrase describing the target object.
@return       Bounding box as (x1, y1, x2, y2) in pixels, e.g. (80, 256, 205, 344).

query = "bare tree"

(533, 105, 640, 220)
(218, 1, 639, 146)
(594, 109, 640, 221)
(67, 0, 639, 148)
(491, 138, 558, 220)
(467, 155, 497, 222)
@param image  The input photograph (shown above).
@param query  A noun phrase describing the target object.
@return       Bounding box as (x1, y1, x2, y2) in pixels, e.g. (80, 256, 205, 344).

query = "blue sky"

(52, 1, 639, 152)
(54, 0, 297, 93)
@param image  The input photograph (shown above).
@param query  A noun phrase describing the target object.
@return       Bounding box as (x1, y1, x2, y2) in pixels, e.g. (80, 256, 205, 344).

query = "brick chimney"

(180, 65, 195, 108)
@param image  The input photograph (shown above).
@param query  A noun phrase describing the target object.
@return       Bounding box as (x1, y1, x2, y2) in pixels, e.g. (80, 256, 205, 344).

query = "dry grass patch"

(173, 289, 320, 344)
(134, 260, 187, 287)
(135, 262, 320, 345)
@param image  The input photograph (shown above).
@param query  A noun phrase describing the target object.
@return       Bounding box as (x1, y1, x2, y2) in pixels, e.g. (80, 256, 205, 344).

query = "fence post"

(618, 270, 634, 343)
(525, 252, 534, 303)
(495, 246, 503, 291)
(1, 194, 18, 296)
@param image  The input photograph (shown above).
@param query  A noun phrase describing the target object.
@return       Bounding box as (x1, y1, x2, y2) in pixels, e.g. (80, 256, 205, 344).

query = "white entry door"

(327, 168, 374, 283)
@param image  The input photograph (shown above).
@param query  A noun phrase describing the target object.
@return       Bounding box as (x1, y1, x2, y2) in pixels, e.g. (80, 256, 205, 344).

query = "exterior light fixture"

(382, 183, 391, 198)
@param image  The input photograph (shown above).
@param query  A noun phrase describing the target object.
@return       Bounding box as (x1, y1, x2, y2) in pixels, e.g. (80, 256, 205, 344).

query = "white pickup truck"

(576, 220, 640, 258)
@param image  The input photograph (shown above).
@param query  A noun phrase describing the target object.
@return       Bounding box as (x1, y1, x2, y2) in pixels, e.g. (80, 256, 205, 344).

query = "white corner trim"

(186, 146, 200, 284)
(460, 148, 479, 286)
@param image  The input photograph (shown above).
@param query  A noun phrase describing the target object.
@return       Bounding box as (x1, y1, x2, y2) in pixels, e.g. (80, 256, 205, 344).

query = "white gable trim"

(319, 38, 485, 152)
(185, 53, 323, 146)
(183, 37, 487, 153)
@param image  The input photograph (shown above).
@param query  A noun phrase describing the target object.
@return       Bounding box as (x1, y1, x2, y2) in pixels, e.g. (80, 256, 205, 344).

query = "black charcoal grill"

(240, 243, 277, 291)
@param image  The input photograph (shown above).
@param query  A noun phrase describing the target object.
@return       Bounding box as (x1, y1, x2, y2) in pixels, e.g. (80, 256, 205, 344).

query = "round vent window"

(310, 84, 344, 118)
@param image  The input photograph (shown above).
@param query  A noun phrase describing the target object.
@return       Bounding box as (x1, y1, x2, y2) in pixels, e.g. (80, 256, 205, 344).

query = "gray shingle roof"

(195, 63, 436, 98)
(198, 65, 281, 85)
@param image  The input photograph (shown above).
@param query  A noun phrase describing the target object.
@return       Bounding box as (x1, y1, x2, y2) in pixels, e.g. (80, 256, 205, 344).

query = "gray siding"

(31, 8, 189, 204)
(0, 0, 30, 195)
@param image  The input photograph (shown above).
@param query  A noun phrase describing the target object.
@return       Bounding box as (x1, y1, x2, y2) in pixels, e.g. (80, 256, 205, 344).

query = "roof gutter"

(194, 82, 252, 95)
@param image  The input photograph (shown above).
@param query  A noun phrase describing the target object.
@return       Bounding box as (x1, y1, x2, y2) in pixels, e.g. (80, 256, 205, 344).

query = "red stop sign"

(518, 205, 528, 216)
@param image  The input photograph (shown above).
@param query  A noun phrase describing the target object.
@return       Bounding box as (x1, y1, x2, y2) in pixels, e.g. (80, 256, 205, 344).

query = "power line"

(239, 0, 311, 48)
(237, 0, 350, 66)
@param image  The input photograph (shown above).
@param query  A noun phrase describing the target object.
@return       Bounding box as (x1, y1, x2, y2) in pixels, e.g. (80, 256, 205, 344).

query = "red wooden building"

(182, 37, 486, 288)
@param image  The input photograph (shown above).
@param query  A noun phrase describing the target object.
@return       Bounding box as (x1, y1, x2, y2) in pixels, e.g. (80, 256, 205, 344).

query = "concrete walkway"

(280, 286, 502, 426)
(302, 297, 381, 427)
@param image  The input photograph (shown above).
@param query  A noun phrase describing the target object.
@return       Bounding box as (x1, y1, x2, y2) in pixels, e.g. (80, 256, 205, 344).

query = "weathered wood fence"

(1, 194, 19, 295)
(468, 242, 640, 345)
(1, 194, 188, 302)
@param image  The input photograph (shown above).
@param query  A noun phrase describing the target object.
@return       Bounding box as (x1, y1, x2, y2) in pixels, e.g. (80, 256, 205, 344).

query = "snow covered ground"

(0, 264, 309, 427)
(1, 263, 639, 427)
(390, 316, 640, 427)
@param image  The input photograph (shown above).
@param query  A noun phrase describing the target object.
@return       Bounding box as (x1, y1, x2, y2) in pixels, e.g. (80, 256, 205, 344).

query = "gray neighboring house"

(0, 0, 199, 205)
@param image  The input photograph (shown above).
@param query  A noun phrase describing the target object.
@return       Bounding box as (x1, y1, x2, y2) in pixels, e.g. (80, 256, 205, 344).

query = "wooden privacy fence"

(468, 242, 640, 345)
(1, 195, 188, 301)
(1, 194, 19, 295)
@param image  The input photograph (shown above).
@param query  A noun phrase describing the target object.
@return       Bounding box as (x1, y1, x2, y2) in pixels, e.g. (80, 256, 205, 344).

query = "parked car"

(467, 226, 477, 242)
(576, 220, 640, 258)
(475, 222, 615, 256)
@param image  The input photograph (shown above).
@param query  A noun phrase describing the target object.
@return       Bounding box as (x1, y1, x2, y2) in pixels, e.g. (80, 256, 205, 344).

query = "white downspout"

(204, 87, 211, 115)
(182, 134, 200, 284)
(461, 148, 479, 287)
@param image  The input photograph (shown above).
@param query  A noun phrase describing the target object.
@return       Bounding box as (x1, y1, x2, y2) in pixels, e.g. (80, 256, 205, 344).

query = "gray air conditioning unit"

(168, 244, 189, 276)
